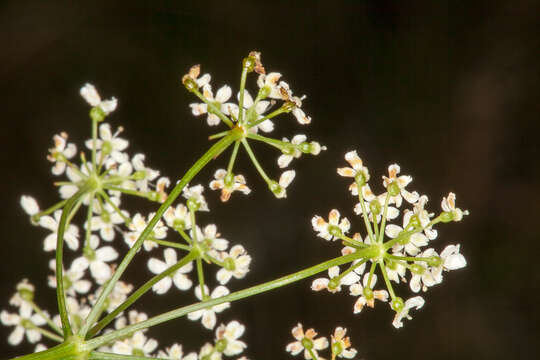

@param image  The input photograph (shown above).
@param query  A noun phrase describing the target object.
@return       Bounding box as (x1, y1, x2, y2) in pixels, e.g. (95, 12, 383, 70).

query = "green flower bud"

(391, 297, 405, 312)
(132, 170, 146, 180)
(328, 277, 340, 291)
(440, 211, 454, 223)
(132, 349, 145, 357)
(363, 286, 374, 300)
(224, 172, 235, 188)
(187, 198, 200, 211)
(242, 56, 256, 72)
(20, 319, 35, 330)
(173, 219, 185, 231)
(282, 145, 296, 156)
(332, 341, 344, 356)
(182, 76, 198, 92)
(355, 172, 367, 186)
(387, 181, 400, 197)
(369, 199, 382, 215)
(258, 85, 271, 99)
(328, 225, 342, 237)
(300, 143, 311, 154)
(90, 107, 106, 122)
(301, 337, 314, 350)
(397, 231, 410, 245)
(223, 257, 236, 271)
(268, 181, 283, 197)
(101, 141, 112, 155)
(407, 214, 421, 229)
(410, 264, 425, 275)
(83, 246, 96, 261)
(18, 289, 34, 302)
(215, 339, 228, 353)
(146, 191, 160, 202)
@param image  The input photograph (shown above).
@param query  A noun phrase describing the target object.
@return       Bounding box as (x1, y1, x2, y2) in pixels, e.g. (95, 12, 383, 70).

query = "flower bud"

(440, 211, 454, 223)
(90, 107, 106, 123)
(332, 341, 344, 356)
(410, 264, 425, 275)
(182, 75, 198, 92)
(215, 339, 228, 353)
(426, 255, 442, 267)
(388, 181, 400, 197)
(328, 277, 340, 291)
(391, 297, 405, 312)
(369, 199, 382, 215)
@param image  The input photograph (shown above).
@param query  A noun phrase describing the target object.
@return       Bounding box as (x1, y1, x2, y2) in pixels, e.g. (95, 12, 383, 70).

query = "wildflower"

(256, 72, 283, 99)
(311, 209, 351, 241)
(131, 153, 160, 193)
(190, 84, 234, 126)
(147, 248, 193, 294)
(9, 279, 35, 308)
(80, 83, 118, 115)
(330, 327, 357, 359)
(385, 220, 429, 256)
(47, 259, 91, 296)
(124, 212, 167, 251)
(39, 209, 80, 251)
(337, 151, 370, 188)
(112, 330, 158, 356)
(441, 192, 469, 222)
(90, 281, 133, 313)
(286, 323, 329, 359)
(47, 132, 77, 175)
(157, 343, 197, 360)
(183, 184, 209, 211)
(382, 164, 419, 207)
(1, 302, 47, 345)
(392, 296, 425, 328)
(85, 123, 129, 164)
(311, 266, 361, 293)
(216, 245, 252, 285)
(163, 203, 192, 231)
(349, 274, 389, 313)
(182, 64, 211, 89)
(88, 197, 127, 242)
(71, 235, 118, 285)
(215, 320, 247, 356)
(191, 224, 229, 254)
(271, 170, 296, 199)
(209, 169, 251, 202)
(187, 285, 230, 330)
(20, 196, 39, 217)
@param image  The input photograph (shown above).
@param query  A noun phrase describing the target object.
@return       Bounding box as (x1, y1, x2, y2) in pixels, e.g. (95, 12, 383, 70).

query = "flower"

(311, 209, 351, 241)
(147, 248, 193, 294)
(337, 151, 370, 187)
(272, 170, 296, 199)
(187, 285, 230, 330)
(39, 210, 80, 251)
(311, 265, 361, 293)
(47, 259, 91, 296)
(441, 192, 469, 222)
(80, 83, 118, 115)
(191, 224, 229, 254)
(385, 219, 429, 256)
(190, 84, 234, 126)
(124, 212, 167, 252)
(1, 303, 47, 346)
(382, 164, 419, 207)
(330, 327, 357, 359)
(216, 245, 252, 285)
(209, 169, 251, 202)
(47, 132, 77, 175)
(392, 296, 425, 328)
(286, 323, 329, 359)
(157, 343, 197, 360)
(163, 203, 192, 231)
(85, 123, 129, 164)
(112, 330, 158, 356)
(256, 72, 283, 99)
(183, 184, 209, 211)
(277, 135, 306, 168)
(182, 64, 211, 89)
(88, 196, 127, 242)
(215, 320, 247, 356)
(349, 273, 389, 313)
(71, 234, 118, 284)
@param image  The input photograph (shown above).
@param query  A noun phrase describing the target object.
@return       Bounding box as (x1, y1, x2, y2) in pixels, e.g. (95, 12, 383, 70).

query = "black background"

(1, 1, 539, 359)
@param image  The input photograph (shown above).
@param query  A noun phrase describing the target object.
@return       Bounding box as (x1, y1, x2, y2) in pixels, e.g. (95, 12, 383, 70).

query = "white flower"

(311, 265, 361, 293)
(410, 195, 437, 239)
(440, 244, 467, 270)
(216, 245, 251, 285)
(331, 327, 357, 359)
(198, 343, 221, 360)
(124, 213, 167, 251)
(80, 83, 117, 115)
(311, 209, 351, 241)
(147, 248, 193, 294)
(285, 323, 328, 359)
(90, 281, 133, 313)
(52, 296, 91, 333)
(47, 132, 77, 175)
(272, 170, 296, 199)
(257, 72, 283, 99)
(190, 84, 234, 126)
(215, 320, 247, 356)
(278, 135, 306, 168)
(71, 235, 118, 285)
(183, 184, 209, 211)
(385, 217, 429, 256)
(88, 197, 127, 242)
(226, 90, 274, 133)
(392, 296, 425, 328)
(47, 259, 91, 296)
(349, 273, 389, 313)
(85, 123, 129, 164)
(39, 210, 79, 251)
(183, 64, 211, 88)
(209, 169, 251, 202)
(1, 302, 47, 345)
(382, 164, 420, 207)
(163, 203, 192, 231)
(132, 154, 160, 193)
(191, 224, 229, 253)
(112, 330, 158, 356)
(337, 151, 370, 187)
(20, 196, 39, 217)
(157, 343, 197, 360)
(441, 192, 469, 222)
(9, 279, 35, 308)
(187, 285, 230, 330)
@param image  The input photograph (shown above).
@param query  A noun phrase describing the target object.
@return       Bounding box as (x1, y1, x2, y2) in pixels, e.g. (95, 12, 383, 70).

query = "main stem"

(78, 133, 238, 337)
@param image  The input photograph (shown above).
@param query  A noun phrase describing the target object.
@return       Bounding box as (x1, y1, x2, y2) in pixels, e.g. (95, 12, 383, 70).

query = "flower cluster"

(183, 51, 326, 202)
(311, 150, 469, 328)
(286, 323, 358, 360)
(4, 84, 252, 358)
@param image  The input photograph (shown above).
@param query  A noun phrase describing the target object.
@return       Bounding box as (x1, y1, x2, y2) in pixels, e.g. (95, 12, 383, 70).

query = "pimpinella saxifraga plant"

(2, 51, 468, 360)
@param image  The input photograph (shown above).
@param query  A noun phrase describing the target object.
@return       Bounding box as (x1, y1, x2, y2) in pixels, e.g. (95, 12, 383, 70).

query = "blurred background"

(1, 1, 539, 359)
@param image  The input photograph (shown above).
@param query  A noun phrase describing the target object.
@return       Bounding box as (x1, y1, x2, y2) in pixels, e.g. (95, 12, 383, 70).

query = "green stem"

(339, 235, 368, 248)
(241, 139, 270, 183)
(248, 106, 287, 129)
(208, 130, 229, 140)
(83, 193, 95, 249)
(34, 200, 68, 219)
(56, 185, 92, 338)
(386, 254, 434, 263)
(91, 118, 98, 171)
(152, 239, 191, 251)
(191, 88, 233, 128)
(87, 248, 375, 348)
(102, 186, 151, 200)
(377, 192, 391, 243)
(334, 258, 368, 283)
(78, 133, 238, 338)
(355, 180, 376, 244)
(99, 190, 132, 225)
(28, 301, 63, 336)
(89, 353, 167, 360)
(378, 260, 396, 300)
(87, 251, 197, 338)
(237, 66, 249, 124)
(196, 257, 208, 300)
(227, 141, 240, 174)
(307, 347, 320, 360)
(34, 327, 64, 343)
(383, 217, 440, 250)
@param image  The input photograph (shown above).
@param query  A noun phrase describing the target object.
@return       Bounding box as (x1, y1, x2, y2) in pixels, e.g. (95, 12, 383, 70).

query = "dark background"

(1, 1, 539, 359)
